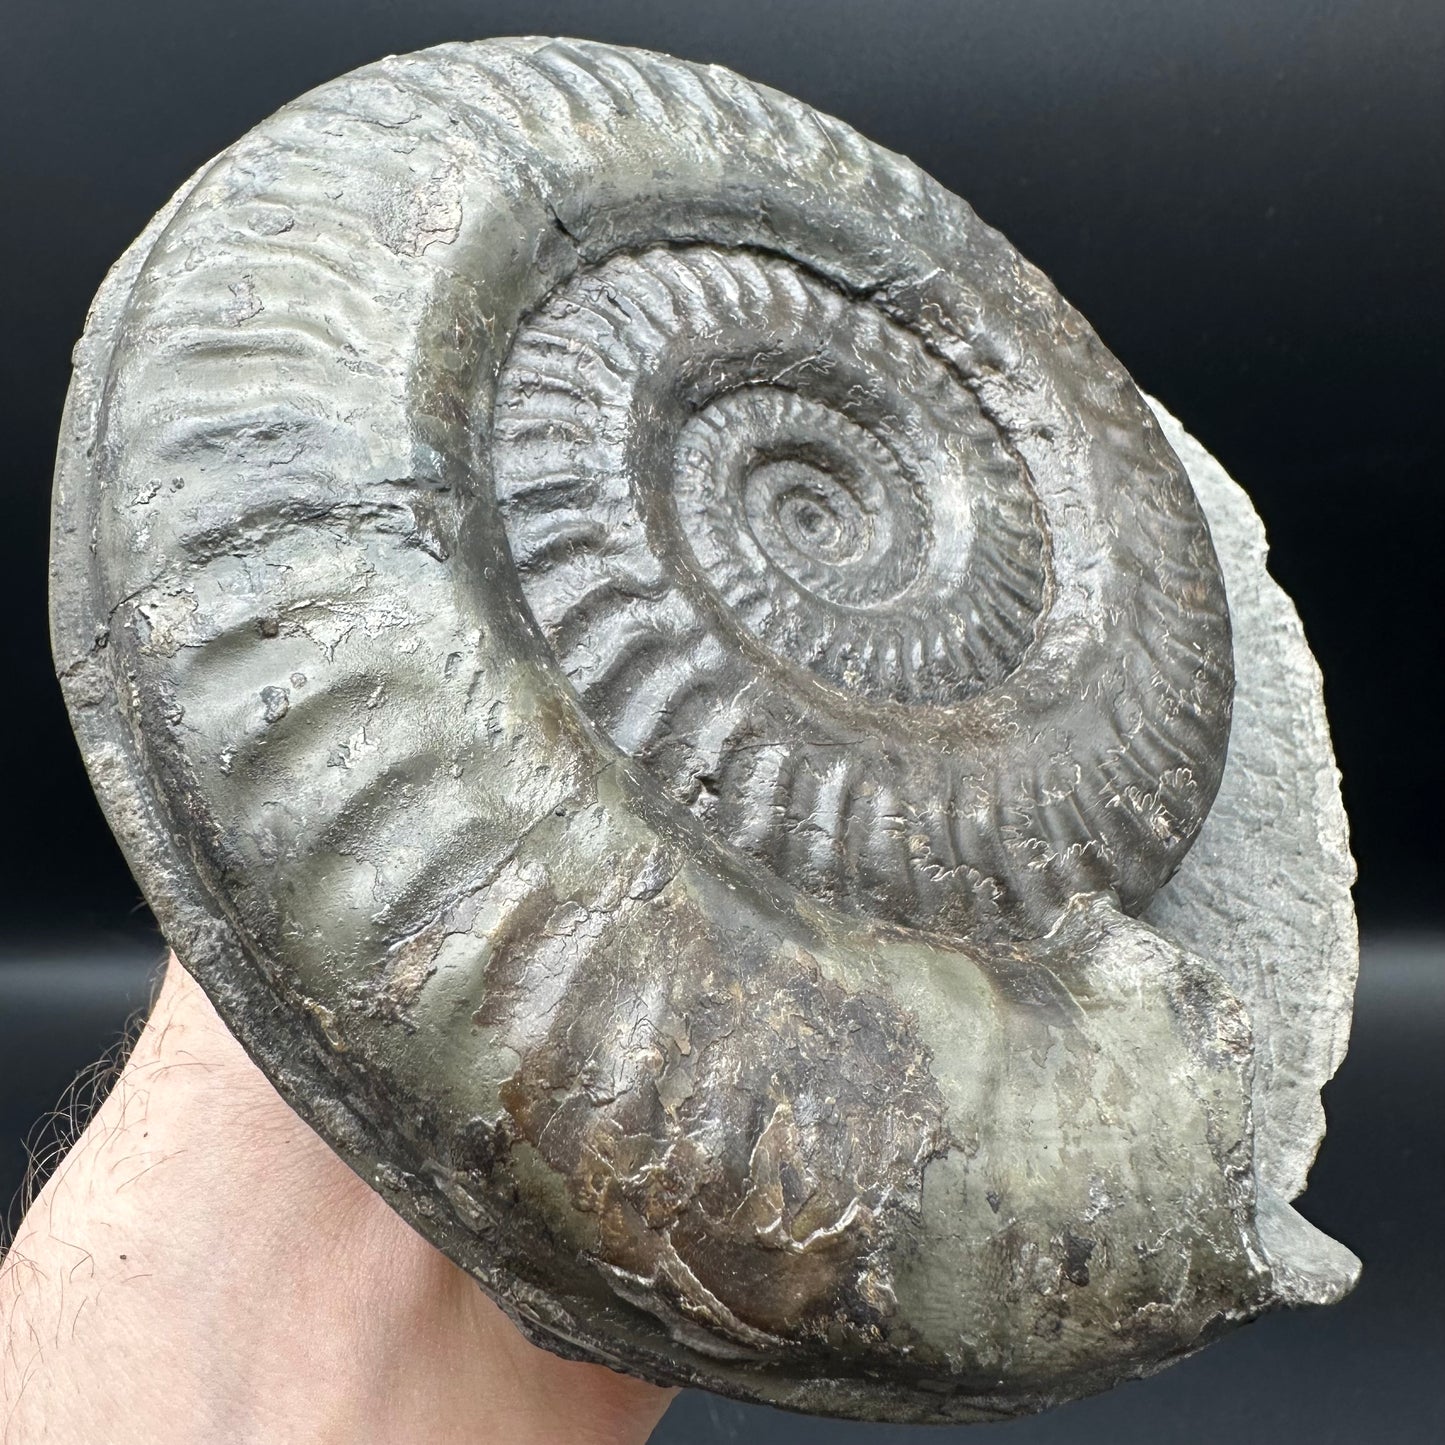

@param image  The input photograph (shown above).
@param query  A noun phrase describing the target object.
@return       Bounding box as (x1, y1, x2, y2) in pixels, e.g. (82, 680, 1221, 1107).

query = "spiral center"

(677, 390, 927, 616)
(495, 245, 1049, 719)
(764, 467, 865, 565)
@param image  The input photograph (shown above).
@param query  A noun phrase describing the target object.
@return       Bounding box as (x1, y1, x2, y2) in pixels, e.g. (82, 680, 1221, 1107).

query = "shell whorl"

(496, 243, 1230, 934)
(499, 245, 1046, 713)
(51, 38, 1284, 1423)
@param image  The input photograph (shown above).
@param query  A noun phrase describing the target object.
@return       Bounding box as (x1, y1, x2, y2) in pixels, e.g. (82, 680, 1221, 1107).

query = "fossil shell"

(50, 38, 1359, 1423)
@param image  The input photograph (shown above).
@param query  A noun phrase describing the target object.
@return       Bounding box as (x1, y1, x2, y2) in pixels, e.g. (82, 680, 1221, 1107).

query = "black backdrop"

(1, 3, 1442, 1442)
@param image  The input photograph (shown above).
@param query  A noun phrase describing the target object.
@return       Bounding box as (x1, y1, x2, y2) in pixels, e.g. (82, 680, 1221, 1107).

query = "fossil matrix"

(50, 39, 1359, 1424)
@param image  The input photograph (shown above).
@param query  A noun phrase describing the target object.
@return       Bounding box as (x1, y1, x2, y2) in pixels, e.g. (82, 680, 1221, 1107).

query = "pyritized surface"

(50, 38, 1358, 1424)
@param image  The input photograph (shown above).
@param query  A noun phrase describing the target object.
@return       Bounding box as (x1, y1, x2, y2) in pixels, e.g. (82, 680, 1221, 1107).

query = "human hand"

(0, 954, 675, 1444)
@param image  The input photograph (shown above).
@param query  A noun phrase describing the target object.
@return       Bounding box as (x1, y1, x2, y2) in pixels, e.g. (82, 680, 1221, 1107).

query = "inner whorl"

(494, 245, 1232, 936)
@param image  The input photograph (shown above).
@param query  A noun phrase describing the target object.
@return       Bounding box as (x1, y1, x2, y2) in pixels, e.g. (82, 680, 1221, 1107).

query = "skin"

(0, 955, 675, 1445)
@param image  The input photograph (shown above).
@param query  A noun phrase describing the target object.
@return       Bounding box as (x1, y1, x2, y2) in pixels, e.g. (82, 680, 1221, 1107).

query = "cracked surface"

(50, 38, 1358, 1423)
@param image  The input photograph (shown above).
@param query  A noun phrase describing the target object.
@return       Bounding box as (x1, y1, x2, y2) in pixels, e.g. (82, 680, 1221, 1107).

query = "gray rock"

(1144, 399, 1360, 1296)
(49, 38, 1358, 1423)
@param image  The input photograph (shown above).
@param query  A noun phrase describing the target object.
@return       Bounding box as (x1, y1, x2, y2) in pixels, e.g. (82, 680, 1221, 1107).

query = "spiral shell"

(495, 239, 1231, 937)
(51, 39, 1357, 1423)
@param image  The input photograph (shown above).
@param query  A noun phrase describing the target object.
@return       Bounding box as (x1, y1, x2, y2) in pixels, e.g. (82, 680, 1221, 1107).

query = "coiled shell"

(50, 38, 1359, 1423)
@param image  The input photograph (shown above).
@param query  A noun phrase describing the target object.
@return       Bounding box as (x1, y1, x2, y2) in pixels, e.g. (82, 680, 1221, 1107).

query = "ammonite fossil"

(50, 38, 1360, 1423)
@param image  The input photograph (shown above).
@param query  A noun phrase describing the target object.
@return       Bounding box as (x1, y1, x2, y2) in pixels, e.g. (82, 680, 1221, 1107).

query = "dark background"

(1, 2, 1440, 1441)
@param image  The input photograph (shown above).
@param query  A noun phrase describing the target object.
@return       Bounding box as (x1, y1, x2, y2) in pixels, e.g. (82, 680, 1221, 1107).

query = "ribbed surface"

(77, 36, 1235, 951)
(48, 39, 1281, 1419)
(494, 240, 1230, 932)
